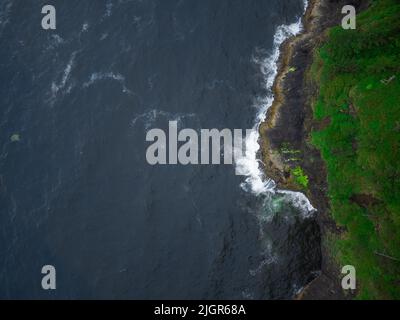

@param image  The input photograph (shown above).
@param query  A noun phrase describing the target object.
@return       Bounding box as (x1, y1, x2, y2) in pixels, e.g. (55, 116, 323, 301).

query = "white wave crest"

(277, 189, 315, 217)
(237, 1, 315, 215)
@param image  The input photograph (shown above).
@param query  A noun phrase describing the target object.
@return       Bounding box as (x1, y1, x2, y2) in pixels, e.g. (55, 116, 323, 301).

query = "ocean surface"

(0, 0, 321, 299)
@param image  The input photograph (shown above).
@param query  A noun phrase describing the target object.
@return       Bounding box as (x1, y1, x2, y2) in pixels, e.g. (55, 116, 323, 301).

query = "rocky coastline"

(259, 0, 370, 299)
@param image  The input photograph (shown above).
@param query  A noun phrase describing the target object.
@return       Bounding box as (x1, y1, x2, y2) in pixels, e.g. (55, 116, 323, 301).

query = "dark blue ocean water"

(0, 0, 320, 299)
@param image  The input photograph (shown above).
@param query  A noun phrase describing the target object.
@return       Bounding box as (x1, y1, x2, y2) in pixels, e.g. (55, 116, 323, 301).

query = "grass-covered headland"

(310, 0, 400, 299)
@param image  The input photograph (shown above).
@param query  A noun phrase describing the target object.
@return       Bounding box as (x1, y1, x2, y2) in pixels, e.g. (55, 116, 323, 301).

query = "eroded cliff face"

(259, 0, 370, 299)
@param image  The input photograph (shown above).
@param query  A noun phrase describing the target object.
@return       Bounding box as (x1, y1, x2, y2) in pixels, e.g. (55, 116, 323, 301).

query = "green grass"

(291, 166, 309, 189)
(310, 0, 400, 299)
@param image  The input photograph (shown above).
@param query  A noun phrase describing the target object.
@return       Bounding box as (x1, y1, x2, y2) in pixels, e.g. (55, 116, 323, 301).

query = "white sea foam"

(47, 34, 65, 50)
(81, 22, 89, 33)
(131, 109, 197, 130)
(100, 33, 108, 41)
(50, 51, 77, 100)
(249, 255, 278, 276)
(83, 72, 125, 87)
(105, 1, 113, 18)
(0, 0, 13, 37)
(249, 241, 278, 276)
(277, 189, 315, 217)
(83, 72, 133, 94)
(237, 1, 315, 215)
(236, 19, 304, 194)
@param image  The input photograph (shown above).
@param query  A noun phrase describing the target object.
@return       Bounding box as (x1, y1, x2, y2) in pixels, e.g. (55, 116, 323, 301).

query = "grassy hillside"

(310, 0, 400, 299)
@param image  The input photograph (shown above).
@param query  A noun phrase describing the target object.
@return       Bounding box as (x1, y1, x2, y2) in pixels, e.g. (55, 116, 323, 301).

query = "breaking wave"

(236, 0, 315, 215)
